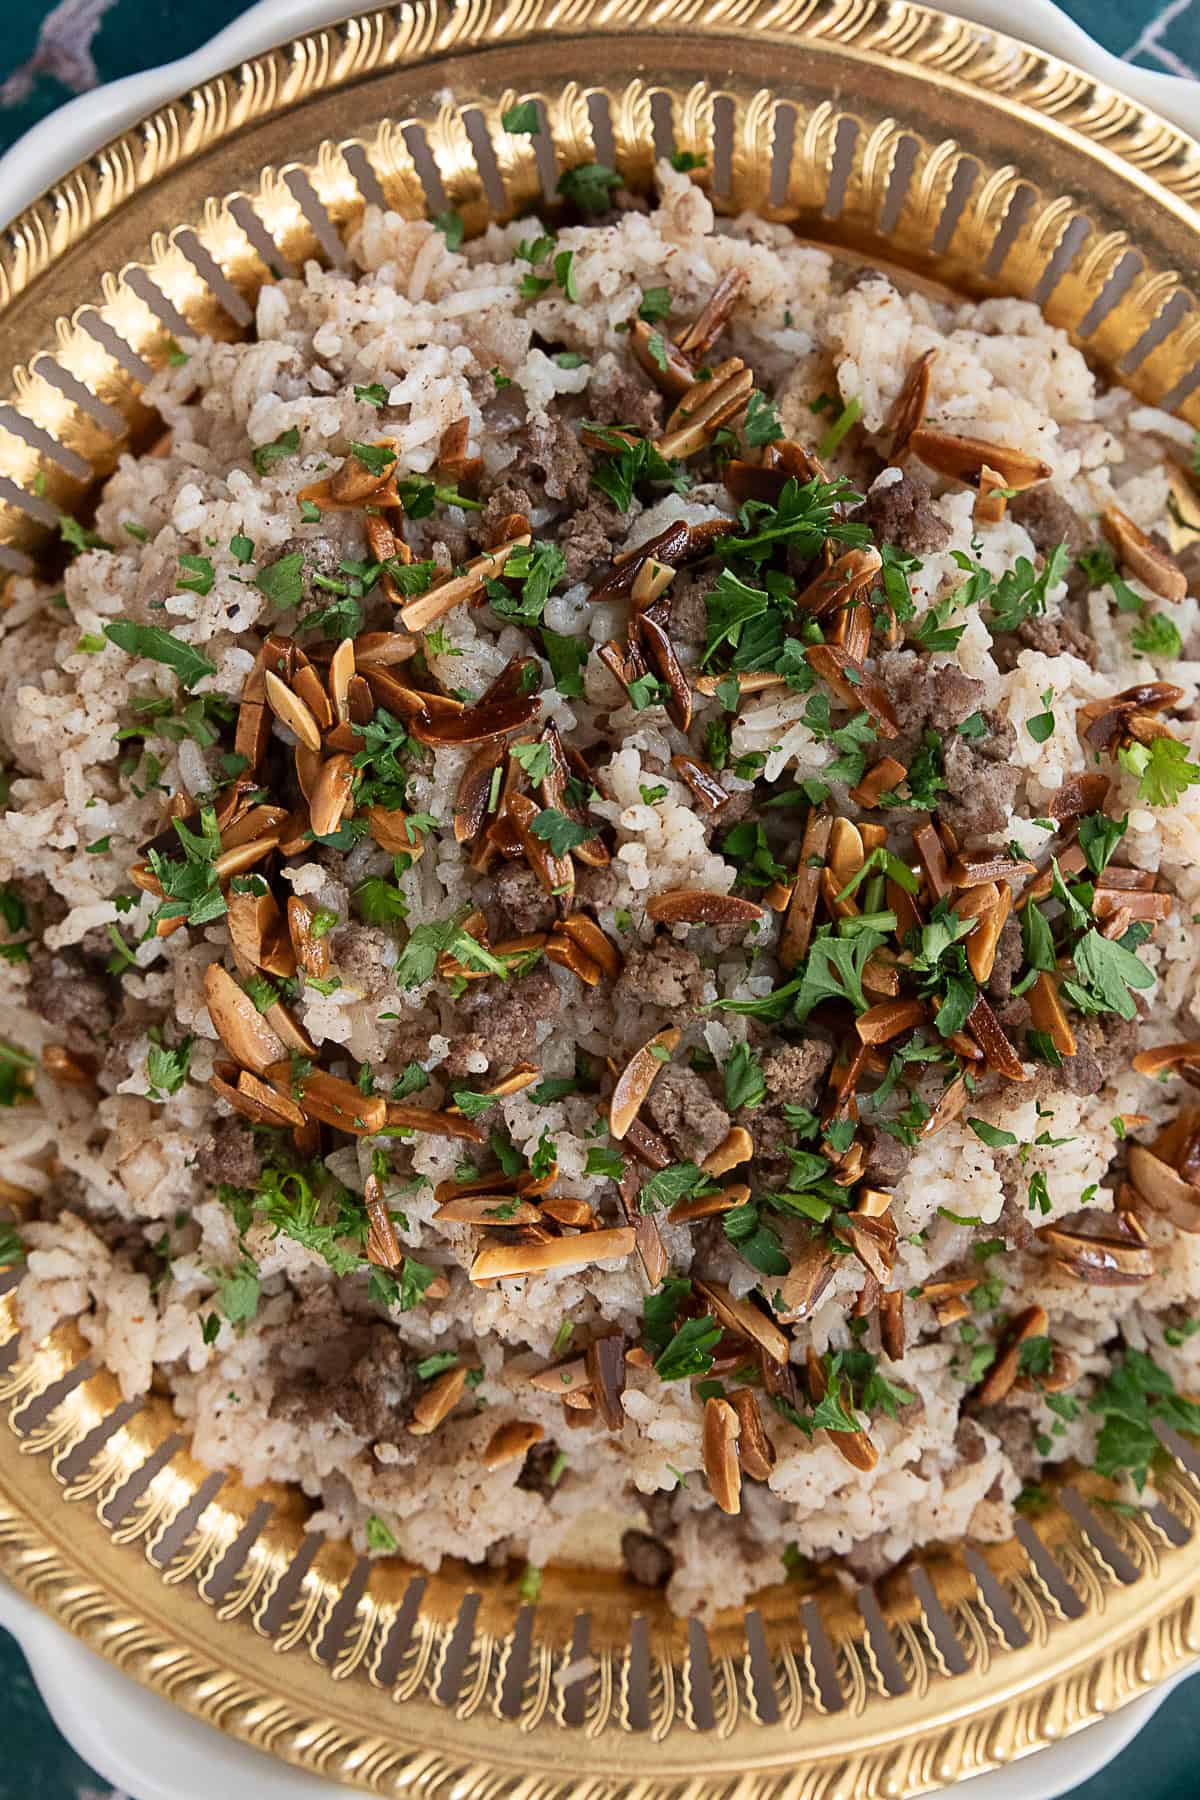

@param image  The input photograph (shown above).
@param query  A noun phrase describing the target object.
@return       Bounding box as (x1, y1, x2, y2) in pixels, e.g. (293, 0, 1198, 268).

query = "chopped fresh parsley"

(102, 622, 215, 691)
(557, 162, 621, 212)
(251, 426, 300, 475)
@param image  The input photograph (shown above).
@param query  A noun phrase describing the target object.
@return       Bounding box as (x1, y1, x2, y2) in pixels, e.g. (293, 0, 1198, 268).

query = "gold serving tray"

(1, 3, 1200, 1791)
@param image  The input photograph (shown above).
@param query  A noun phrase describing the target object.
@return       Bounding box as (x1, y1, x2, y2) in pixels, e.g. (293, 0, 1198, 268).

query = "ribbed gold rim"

(1, 5, 1199, 1793)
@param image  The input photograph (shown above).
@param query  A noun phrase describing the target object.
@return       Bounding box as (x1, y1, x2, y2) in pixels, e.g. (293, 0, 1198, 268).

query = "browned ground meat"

(1015, 612, 1097, 665)
(999, 1187, 1035, 1250)
(479, 481, 534, 538)
(516, 1439, 564, 1494)
(762, 1039, 833, 1106)
(572, 861, 619, 914)
(10, 872, 69, 929)
(272, 1303, 416, 1439)
(1050, 1014, 1140, 1096)
(621, 1528, 674, 1588)
(614, 936, 705, 1011)
(858, 472, 950, 556)
(1009, 486, 1089, 561)
(938, 734, 1020, 843)
(644, 1065, 731, 1157)
(586, 360, 665, 439)
(558, 494, 631, 584)
(493, 862, 558, 934)
(329, 923, 395, 1000)
(490, 415, 591, 511)
(443, 966, 562, 1074)
(195, 1115, 264, 1191)
(861, 1126, 913, 1187)
(666, 570, 709, 644)
(975, 1404, 1039, 1481)
(986, 912, 1023, 1003)
(272, 533, 344, 602)
(874, 649, 984, 735)
(26, 948, 115, 1055)
(1179, 541, 1200, 600)
(955, 1417, 988, 1464)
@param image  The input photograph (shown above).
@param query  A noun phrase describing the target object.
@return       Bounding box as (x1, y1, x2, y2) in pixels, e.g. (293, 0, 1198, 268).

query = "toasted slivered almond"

(842, 1213, 897, 1285)
(329, 440, 396, 504)
(693, 669, 786, 696)
(508, 790, 574, 899)
(265, 999, 316, 1060)
(1028, 970, 1077, 1059)
(804, 1346, 877, 1471)
(325, 637, 356, 725)
(364, 1172, 401, 1268)
(773, 1236, 836, 1324)
(203, 964, 286, 1076)
(1101, 503, 1187, 602)
(586, 1333, 627, 1431)
(528, 1357, 592, 1396)
(888, 349, 935, 461)
(702, 1126, 753, 1177)
(289, 1069, 387, 1136)
(879, 1289, 905, 1361)
(609, 1027, 680, 1140)
(694, 1278, 788, 1365)
(226, 885, 282, 975)
(637, 605, 692, 731)
(1132, 1041, 1200, 1078)
(399, 535, 531, 632)
(623, 1115, 674, 1172)
(854, 1188, 893, 1220)
(907, 427, 1052, 492)
(408, 1365, 468, 1435)
(827, 816, 864, 891)
(1048, 771, 1111, 824)
(309, 753, 355, 838)
(293, 663, 333, 732)
(657, 360, 755, 460)
(630, 318, 694, 393)
(1039, 1223, 1155, 1285)
(1127, 1142, 1200, 1232)
(469, 1227, 636, 1282)
(645, 889, 764, 927)
(347, 630, 419, 668)
(728, 1387, 775, 1481)
(676, 271, 746, 362)
(263, 670, 322, 752)
(935, 1296, 970, 1327)
(212, 833, 283, 884)
(966, 995, 1028, 1082)
(805, 642, 899, 737)
(560, 914, 621, 980)
(541, 1196, 594, 1228)
(949, 852, 1035, 888)
(629, 556, 677, 610)
(410, 693, 541, 749)
(762, 879, 794, 911)
(973, 1304, 1047, 1406)
(483, 1419, 544, 1470)
(795, 546, 882, 619)
(849, 756, 908, 808)
(455, 739, 506, 846)
(670, 753, 730, 812)
(855, 998, 926, 1045)
(211, 1065, 305, 1128)
(385, 1102, 486, 1143)
(666, 1181, 750, 1224)
(482, 1062, 542, 1100)
(703, 1396, 742, 1515)
(434, 1194, 542, 1225)
(366, 805, 426, 858)
(779, 811, 831, 969)
(234, 698, 271, 770)
(974, 464, 1009, 525)
(546, 933, 603, 985)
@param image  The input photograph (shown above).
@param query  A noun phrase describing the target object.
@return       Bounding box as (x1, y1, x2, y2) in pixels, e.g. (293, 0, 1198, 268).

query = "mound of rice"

(3, 159, 1200, 1615)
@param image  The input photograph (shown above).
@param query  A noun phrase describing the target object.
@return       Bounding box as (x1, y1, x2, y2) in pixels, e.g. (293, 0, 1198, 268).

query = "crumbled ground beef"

(1015, 610, 1097, 665)
(955, 1417, 989, 1464)
(572, 861, 618, 914)
(861, 1126, 913, 1188)
(762, 1039, 833, 1106)
(999, 1187, 1035, 1250)
(858, 472, 950, 556)
(558, 494, 631, 584)
(516, 1439, 563, 1495)
(10, 872, 69, 930)
(986, 912, 1023, 1003)
(975, 1404, 1039, 1481)
(493, 862, 557, 935)
(614, 936, 705, 1011)
(586, 356, 665, 439)
(26, 947, 115, 1055)
(272, 534, 344, 602)
(195, 1115, 264, 1191)
(621, 1528, 674, 1588)
(644, 1065, 730, 1157)
(874, 649, 984, 736)
(938, 733, 1020, 844)
(444, 966, 562, 1073)
(666, 570, 709, 644)
(329, 923, 395, 1000)
(272, 1304, 415, 1440)
(1009, 486, 1089, 561)
(486, 414, 591, 512)
(1050, 1014, 1140, 1096)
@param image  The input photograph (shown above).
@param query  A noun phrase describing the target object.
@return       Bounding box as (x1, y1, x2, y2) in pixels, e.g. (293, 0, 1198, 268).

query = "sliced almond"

(545, 933, 603, 986)
(287, 901, 330, 985)
(879, 1290, 905, 1361)
(364, 1171, 401, 1268)
(702, 1126, 754, 1177)
(309, 753, 355, 838)
(849, 756, 908, 808)
(804, 1346, 877, 1471)
(645, 889, 764, 927)
(234, 699, 271, 770)
(409, 693, 541, 749)
(507, 790, 574, 899)
(974, 464, 1009, 525)
(1029, 970, 1077, 1059)
(693, 1277, 788, 1365)
(408, 1365, 468, 1435)
(1127, 1142, 1200, 1232)
(1132, 1041, 1200, 1078)
(703, 1396, 742, 1515)
(805, 643, 899, 737)
(908, 427, 1052, 492)
(482, 1418, 544, 1470)
(367, 805, 426, 858)
(656, 359, 755, 460)
(560, 914, 622, 980)
(973, 1304, 1047, 1407)
(528, 1357, 591, 1396)
(888, 349, 935, 461)
(385, 1102, 486, 1143)
(585, 1333, 627, 1432)
(675, 271, 746, 362)
(330, 441, 396, 504)
(290, 1068, 387, 1136)
(203, 964, 286, 1076)
(727, 1386, 775, 1480)
(693, 669, 786, 697)
(1101, 503, 1187, 602)
(1039, 1223, 1154, 1285)
(434, 1194, 542, 1225)
(263, 670, 322, 752)
(399, 536, 531, 633)
(637, 605, 692, 732)
(630, 319, 694, 394)
(670, 754, 731, 812)
(855, 998, 926, 1045)
(211, 1065, 305, 1129)
(774, 1236, 836, 1324)
(795, 546, 882, 619)
(469, 1227, 636, 1282)
(609, 1027, 680, 1140)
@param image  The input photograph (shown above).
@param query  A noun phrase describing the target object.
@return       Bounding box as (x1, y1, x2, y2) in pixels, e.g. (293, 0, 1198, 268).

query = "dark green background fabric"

(0, 2, 1196, 1794)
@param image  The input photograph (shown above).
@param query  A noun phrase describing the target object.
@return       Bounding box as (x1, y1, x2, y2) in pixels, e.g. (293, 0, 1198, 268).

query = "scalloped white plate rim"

(0, 2, 1196, 1795)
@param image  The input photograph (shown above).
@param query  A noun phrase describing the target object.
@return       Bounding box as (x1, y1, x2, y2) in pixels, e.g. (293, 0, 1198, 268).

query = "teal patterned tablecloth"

(0, 3, 1197, 1796)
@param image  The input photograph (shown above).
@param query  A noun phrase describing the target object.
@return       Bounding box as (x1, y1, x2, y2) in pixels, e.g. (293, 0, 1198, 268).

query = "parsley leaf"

(251, 426, 300, 475)
(557, 162, 621, 212)
(655, 1313, 722, 1381)
(723, 1041, 766, 1110)
(146, 1035, 193, 1099)
(1118, 736, 1200, 808)
(501, 100, 540, 134)
(102, 622, 215, 691)
(531, 808, 589, 856)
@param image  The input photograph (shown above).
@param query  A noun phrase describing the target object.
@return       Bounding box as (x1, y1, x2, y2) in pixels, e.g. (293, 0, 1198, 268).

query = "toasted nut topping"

(408, 1366, 468, 1436)
(309, 752, 355, 838)
(482, 1419, 544, 1470)
(226, 886, 284, 976)
(805, 643, 899, 736)
(694, 669, 786, 696)
(702, 1126, 754, 1177)
(676, 271, 746, 362)
(385, 1102, 486, 1143)
(694, 1277, 788, 1364)
(1101, 503, 1188, 602)
(586, 1332, 628, 1431)
(528, 1357, 592, 1395)
(287, 896, 330, 979)
(290, 1069, 387, 1136)
(1029, 971, 1077, 1059)
(264, 670, 323, 752)
(541, 1197, 594, 1228)
(211, 1065, 305, 1129)
(1127, 1142, 1200, 1232)
(855, 998, 927, 1045)
(1048, 772, 1111, 823)
(609, 1027, 680, 1140)
(1039, 1223, 1155, 1284)
(849, 756, 908, 808)
(434, 1194, 543, 1225)
(1132, 1041, 1200, 1078)
(560, 914, 622, 980)
(974, 1304, 1047, 1407)
(879, 1289, 905, 1361)
(546, 933, 603, 986)
(670, 753, 731, 812)
(508, 790, 575, 899)
(366, 805, 426, 857)
(645, 889, 764, 927)
(973, 463, 1009, 525)
(728, 1386, 775, 1480)
(657, 359, 755, 460)
(772, 1236, 836, 1324)
(203, 964, 287, 1076)
(888, 349, 935, 461)
(703, 1396, 742, 1515)
(637, 605, 692, 731)
(795, 546, 882, 619)
(965, 995, 1028, 1083)
(630, 319, 695, 394)
(469, 1226, 636, 1282)
(804, 1346, 877, 1470)
(399, 535, 531, 632)
(907, 427, 1052, 492)
(410, 693, 541, 748)
(364, 1171, 401, 1269)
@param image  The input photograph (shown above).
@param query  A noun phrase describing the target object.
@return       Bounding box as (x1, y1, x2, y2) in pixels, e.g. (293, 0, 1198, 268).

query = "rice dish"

(5, 159, 1200, 1614)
